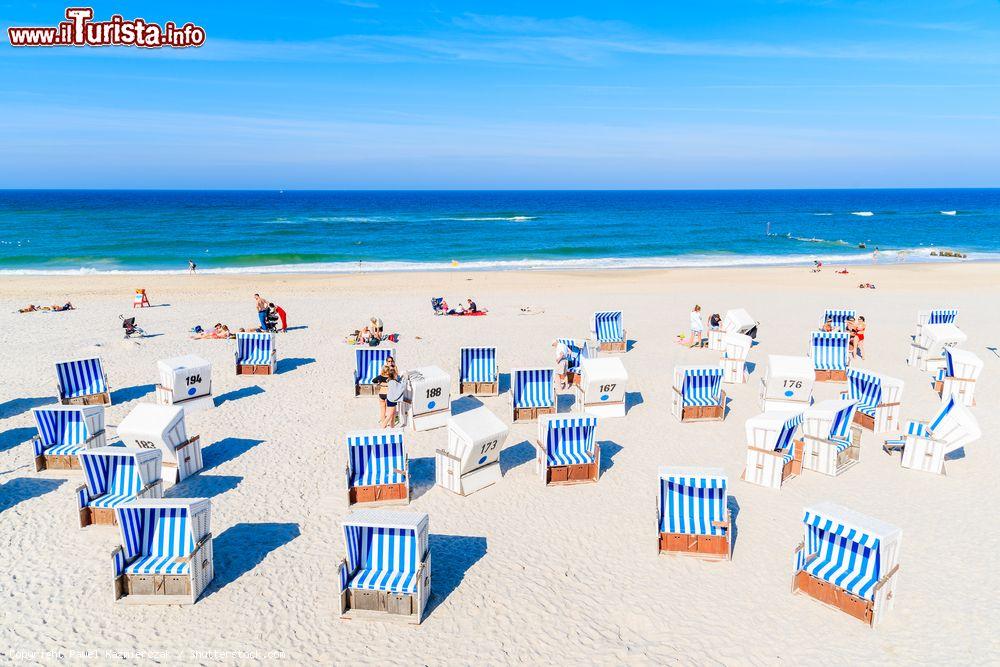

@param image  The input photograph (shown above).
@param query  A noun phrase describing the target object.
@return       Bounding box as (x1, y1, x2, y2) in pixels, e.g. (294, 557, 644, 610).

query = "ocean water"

(1, 189, 998, 274)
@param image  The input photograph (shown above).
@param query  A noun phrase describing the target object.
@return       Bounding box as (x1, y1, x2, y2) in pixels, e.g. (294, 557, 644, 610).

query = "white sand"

(1, 263, 998, 664)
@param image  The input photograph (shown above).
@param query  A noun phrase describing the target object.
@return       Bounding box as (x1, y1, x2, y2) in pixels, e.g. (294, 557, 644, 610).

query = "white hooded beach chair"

(575, 356, 628, 418)
(810, 331, 850, 382)
(345, 429, 409, 507)
(155, 354, 213, 414)
(743, 410, 805, 489)
(820, 308, 856, 332)
(916, 308, 958, 334)
(591, 310, 626, 352)
(801, 399, 861, 477)
(884, 396, 981, 475)
(235, 331, 276, 375)
(759, 355, 814, 412)
(116, 403, 202, 485)
(354, 347, 395, 396)
(55, 357, 111, 406)
(555, 337, 592, 386)
(534, 415, 600, 485)
(437, 406, 508, 496)
(721, 332, 753, 384)
(30, 405, 106, 472)
(657, 467, 730, 560)
(458, 346, 498, 396)
(510, 368, 555, 423)
(907, 323, 966, 372)
(112, 498, 213, 605)
(792, 502, 901, 627)
(337, 510, 431, 624)
(76, 447, 163, 528)
(842, 368, 904, 433)
(932, 348, 982, 407)
(708, 308, 757, 350)
(404, 365, 451, 432)
(671, 365, 726, 422)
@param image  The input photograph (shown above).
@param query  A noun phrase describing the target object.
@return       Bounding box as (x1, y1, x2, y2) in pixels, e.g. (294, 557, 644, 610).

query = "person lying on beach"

(858, 282, 876, 289)
(191, 323, 231, 339)
(836, 269, 849, 274)
(19, 303, 74, 313)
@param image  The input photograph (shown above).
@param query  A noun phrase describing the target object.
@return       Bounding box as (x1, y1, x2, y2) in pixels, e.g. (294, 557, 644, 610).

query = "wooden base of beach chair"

(62, 392, 111, 407)
(459, 381, 498, 396)
(35, 454, 81, 472)
(679, 400, 726, 423)
(355, 384, 378, 397)
(120, 574, 197, 605)
(793, 571, 874, 626)
(814, 370, 847, 383)
(512, 405, 555, 423)
(349, 483, 408, 506)
(546, 460, 599, 486)
(236, 363, 272, 375)
(853, 411, 876, 432)
(80, 506, 118, 528)
(599, 340, 627, 353)
(658, 531, 730, 560)
(342, 590, 421, 624)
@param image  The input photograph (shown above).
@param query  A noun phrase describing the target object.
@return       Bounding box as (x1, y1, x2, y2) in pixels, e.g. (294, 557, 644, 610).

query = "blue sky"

(2, 1, 999, 189)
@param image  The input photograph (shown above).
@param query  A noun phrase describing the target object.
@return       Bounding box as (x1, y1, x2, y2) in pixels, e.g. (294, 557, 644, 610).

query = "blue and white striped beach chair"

(657, 467, 730, 560)
(337, 510, 431, 623)
(820, 309, 856, 332)
(112, 498, 213, 604)
(30, 405, 106, 472)
(744, 410, 805, 489)
(591, 311, 626, 352)
(884, 395, 981, 475)
(792, 502, 902, 627)
(535, 415, 600, 485)
(932, 348, 982, 406)
(76, 447, 163, 528)
(908, 322, 967, 371)
(801, 399, 860, 476)
(354, 347, 395, 396)
(345, 429, 409, 506)
(511, 368, 555, 422)
(458, 346, 498, 396)
(671, 365, 726, 422)
(810, 331, 851, 382)
(555, 337, 592, 378)
(842, 368, 904, 433)
(235, 331, 276, 375)
(55, 357, 111, 406)
(918, 308, 958, 333)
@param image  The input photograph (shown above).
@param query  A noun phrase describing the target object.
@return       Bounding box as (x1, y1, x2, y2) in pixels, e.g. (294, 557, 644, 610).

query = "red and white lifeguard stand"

(133, 289, 150, 308)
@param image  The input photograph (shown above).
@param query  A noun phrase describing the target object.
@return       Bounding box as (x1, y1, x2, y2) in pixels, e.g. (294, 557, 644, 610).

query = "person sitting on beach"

(822, 318, 834, 333)
(466, 298, 478, 313)
(555, 348, 571, 390)
(689, 305, 704, 348)
(370, 316, 384, 339)
(708, 313, 721, 330)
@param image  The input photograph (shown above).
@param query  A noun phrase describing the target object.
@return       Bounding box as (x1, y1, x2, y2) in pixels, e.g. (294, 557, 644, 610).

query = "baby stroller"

(431, 297, 447, 315)
(120, 315, 145, 339)
(262, 308, 279, 333)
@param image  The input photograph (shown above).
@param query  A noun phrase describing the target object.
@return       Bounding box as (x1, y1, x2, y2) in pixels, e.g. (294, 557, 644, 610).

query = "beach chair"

(437, 406, 508, 496)
(354, 347, 395, 396)
(234, 331, 276, 375)
(759, 355, 814, 412)
(30, 405, 106, 472)
(907, 323, 966, 372)
(510, 368, 555, 423)
(55, 357, 111, 406)
(112, 498, 213, 605)
(155, 354, 213, 413)
(743, 410, 805, 489)
(708, 308, 757, 350)
(801, 399, 861, 477)
(337, 510, 431, 624)
(792, 502, 901, 627)
(133, 288, 150, 308)
(884, 396, 981, 475)
(345, 429, 409, 507)
(932, 348, 982, 407)
(916, 308, 958, 335)
(657, 467, 730, 560)
(841, 368, 904, 433)
(721, 332, 753, 384)
(76, 447, 163, 528)
(116, 403, 202, 485)
(820, 308, 856, 332)
(810, 331, 850, 382)
(671, 365, 726, 422)
(458, 346, 498, 396)
(591, 310, 626, 352)
(555, 337, 592, 386)
(575, 356, 628, 418)
(405, 365, 450, 432)
(534, 415, 600, 485)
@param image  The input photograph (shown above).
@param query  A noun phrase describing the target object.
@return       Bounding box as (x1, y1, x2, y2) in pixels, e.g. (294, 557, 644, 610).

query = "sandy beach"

(1, 262, 998, 664)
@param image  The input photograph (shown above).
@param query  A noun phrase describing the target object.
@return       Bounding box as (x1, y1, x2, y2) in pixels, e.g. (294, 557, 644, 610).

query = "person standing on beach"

(689, 305, 704, 348)
(873, 247, 879, 263)
(254, 293, 268, 331)
(188, 259, 197, 274)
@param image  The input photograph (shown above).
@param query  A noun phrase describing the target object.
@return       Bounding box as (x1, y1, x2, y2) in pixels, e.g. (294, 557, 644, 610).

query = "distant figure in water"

(873, 247, 879, 263)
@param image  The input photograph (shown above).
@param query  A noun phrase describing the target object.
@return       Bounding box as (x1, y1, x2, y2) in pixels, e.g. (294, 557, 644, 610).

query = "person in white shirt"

(689, 305, 704, 348)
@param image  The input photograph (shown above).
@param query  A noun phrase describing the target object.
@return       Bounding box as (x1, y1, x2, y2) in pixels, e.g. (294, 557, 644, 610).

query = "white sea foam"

(443, 216, 537, 222)
(851, 211, 874, 217)
(812, 213, 833, 216)
(940, 210, 957, 216)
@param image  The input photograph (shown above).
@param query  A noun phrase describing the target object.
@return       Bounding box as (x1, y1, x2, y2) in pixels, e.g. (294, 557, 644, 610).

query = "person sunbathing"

(21, 302, 74, 313)
(822, 319, 834, 332)
(191, 323, 231, 339)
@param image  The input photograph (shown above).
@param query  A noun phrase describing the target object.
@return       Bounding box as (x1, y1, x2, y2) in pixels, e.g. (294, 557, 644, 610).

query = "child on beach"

(689, 305, 704, 348)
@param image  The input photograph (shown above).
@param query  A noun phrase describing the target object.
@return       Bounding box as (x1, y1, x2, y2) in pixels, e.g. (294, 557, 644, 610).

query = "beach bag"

(368, 336, 379, 347)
